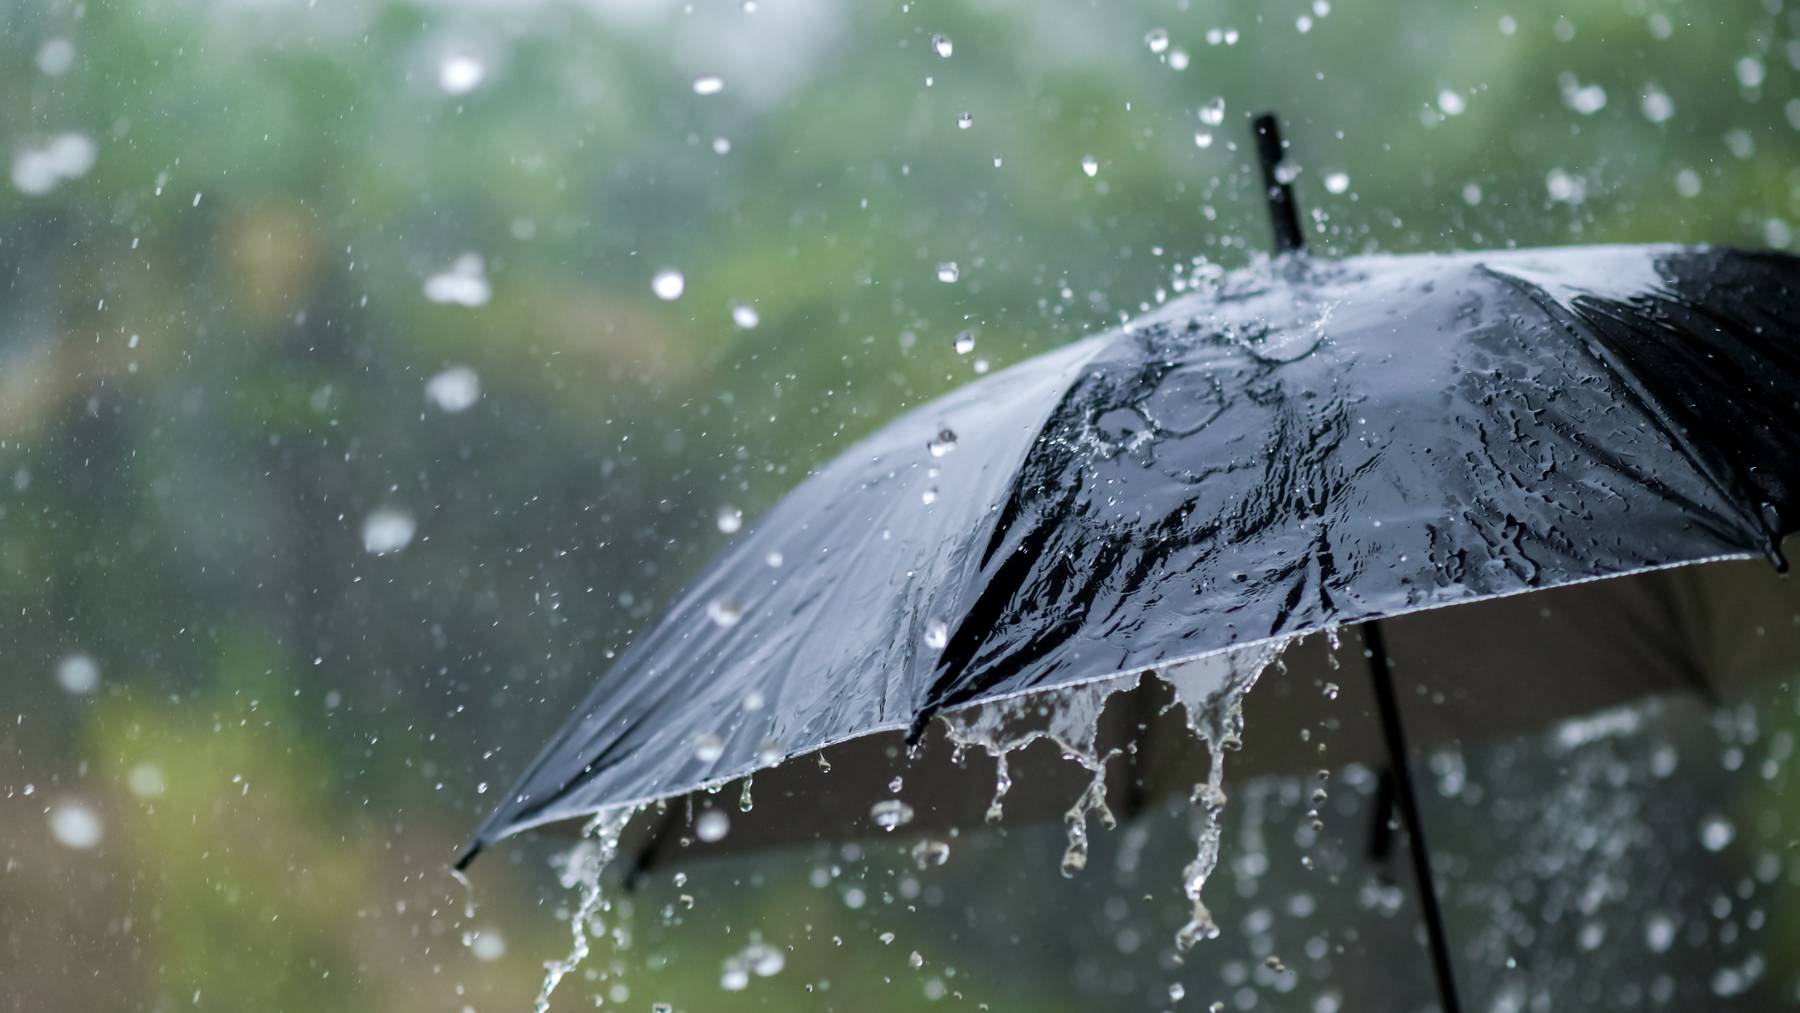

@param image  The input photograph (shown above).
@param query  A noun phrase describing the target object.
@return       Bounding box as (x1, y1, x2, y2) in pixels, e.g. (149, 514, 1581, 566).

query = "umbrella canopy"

(461, 236, 1800, 865)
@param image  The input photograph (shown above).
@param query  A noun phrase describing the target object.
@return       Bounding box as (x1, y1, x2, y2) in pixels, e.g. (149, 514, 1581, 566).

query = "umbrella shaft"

(1365, 621, 1464, 1013)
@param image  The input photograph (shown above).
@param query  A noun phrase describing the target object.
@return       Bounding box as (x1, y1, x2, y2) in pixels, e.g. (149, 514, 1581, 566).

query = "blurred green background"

(3, 0, 1798, 1010)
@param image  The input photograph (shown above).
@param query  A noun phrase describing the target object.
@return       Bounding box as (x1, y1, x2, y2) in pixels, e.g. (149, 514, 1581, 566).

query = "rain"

(4, 2, 1798, 1013)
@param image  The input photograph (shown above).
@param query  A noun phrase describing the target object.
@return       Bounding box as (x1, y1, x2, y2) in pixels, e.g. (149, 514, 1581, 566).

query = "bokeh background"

(3, 0, 1798, 1010)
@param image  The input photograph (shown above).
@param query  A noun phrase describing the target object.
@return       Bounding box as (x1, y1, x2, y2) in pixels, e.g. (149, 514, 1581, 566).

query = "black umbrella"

(461, 116, 1800, 1012)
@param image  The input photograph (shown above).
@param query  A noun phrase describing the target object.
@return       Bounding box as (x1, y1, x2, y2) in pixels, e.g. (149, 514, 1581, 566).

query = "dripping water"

(535, 807, 637, 1012)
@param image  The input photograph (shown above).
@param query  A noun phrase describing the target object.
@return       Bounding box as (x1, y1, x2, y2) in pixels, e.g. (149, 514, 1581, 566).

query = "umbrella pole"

(1251, 113, 1305, 255)
(1363, 621, 1464, 1013)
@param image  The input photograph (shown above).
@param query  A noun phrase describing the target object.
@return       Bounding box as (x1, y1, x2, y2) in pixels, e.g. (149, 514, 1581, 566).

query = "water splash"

(1156, 641, 1288, 953)
(536, 807, 636, 1012)
(941, 679, 1124, 875)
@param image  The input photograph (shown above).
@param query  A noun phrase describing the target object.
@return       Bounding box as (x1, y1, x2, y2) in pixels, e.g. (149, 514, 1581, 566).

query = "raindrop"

(720, 963, 750, 991)
(423, 254, 491, 307)
(956, 112, 973, 130)
(361, 508, 417, 555)
(438, 53, 485, 95)
(920, 487, 939, 506)
(953, 330, 976, 355)
(931, 33, 953, 58)
(56, 653, 100, 695)
(926, 429, 958, 457)
(36, 38, 75, 76)
(911, 838, 951, 868)
(1198, 97, 1226, 126)
(1168, 49, 1190, 71)
(1640, 86, 1675, 124)
(424, 366, 481, 413)
(49, 801, 104, 850)
(651, 269, 686, 301)
(1080, 155, 1099, 177)
(692, 75, 724, 96)
(764, 550, 784, 568)
(694, 732, 725, 763)
(716, 505, 744, 534)
(127, 763, 166, 799)
(696, 810, 731, 842)
(1700, 814, 1735, 852)
(1321, 682, 1339, 701)
(923, 619, 950, 649)
(1145, 28, 1170, 54)
(730, 303, 760, 329)
(11, 133, 97, 196)
(468, 929, 507, 961)
(908, 951, 925, 969)
(706, 598, 743, 628)
(1193, 131, 1214, 149)
(1436, 89, 1467, 116)
(1324, 172, 1350, 194)
(936, 261, 959, 283)
(870, 799, 916, 831)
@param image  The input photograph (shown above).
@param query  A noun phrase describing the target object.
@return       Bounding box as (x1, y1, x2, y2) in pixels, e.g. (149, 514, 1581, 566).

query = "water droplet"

(953, 330, 976, 355)
(935, 261, 959, 283)
(694, 732, 725, 763)
(1198, 97, 1226, 126)
(1145, 28, 1170, 54)
(764, 550, 784, 568)
(127, 763, 166, 799)
(932, 33, 953, 58)
(424, 366, 481, 412)
(692, 75, 724, 96)
(870, 799, 916, 831)
(438, 53, 485, 95)
(1193, 131, 1214, 149)
(56, 653, 100, 695)
(731, 303, 760, 329)
(361, 508, 417, 555)
(706, 598, 743, 628)
(468, 928, 507, 961)
(1324, 171, 1350, 194)
(36, 38, 74, 77)
(1436, 89, 1467, 116)
(10, 132, 96, 196)
(651, 269, 686, 301)
(48, 801, 103, 850)
(720, 964, 750, 991)
(1321, 682, 1339, 700)
(1700, 814, 1735, 852)
(1168, 49, 1189, 70)
(908, 951, 925, 969)
(1080, 154, 1099, 177)
(716, 505, 744, 534)
(423, 254, 491, 307)
(926, 428, 958, 457)
(956, 112, 973, 130)
(923, 619, 950, 649)
(696, 809, 730, 842)
(1169, 983, 1186, 1002)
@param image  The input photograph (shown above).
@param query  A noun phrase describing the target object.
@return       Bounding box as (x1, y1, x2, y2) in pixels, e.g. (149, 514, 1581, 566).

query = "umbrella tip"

(451, 838, 483, 871)
(1251, 112, 1305, 257)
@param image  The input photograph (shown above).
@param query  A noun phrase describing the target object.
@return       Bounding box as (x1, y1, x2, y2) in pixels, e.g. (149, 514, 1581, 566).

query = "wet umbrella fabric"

(461, 239, 1800, 864)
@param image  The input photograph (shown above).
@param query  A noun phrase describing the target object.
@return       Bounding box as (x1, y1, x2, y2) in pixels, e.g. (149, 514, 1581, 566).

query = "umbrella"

(460, 115, 1800, 1012)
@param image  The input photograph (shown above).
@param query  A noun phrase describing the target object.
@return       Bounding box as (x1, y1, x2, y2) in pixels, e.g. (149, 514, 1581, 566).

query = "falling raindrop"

(695, 810, 731, 842)
(361, 508, 417, 555)
(1324, 172, 1350, 194)
(423, 254, 491, 307)
(1700, 814, 1735, 852)
(56, 653, 100, 695)
(936, 261, 959, 283)
(694, 732, 725, 763)
(706, 598, 743, 628)
(920, 487, 938, 506)
(931, 33, 953, 58)
(953, 330, 976, 355)
(1198, 97, 1226, 126)
(1168, 49, 1190, 70)
(911, 838, 951, 868)
(927, 428, 957, 457)
(692, 75, 724, 96)
(10, 133, 96, 196)
(716, 505, 744, 534)
(1080, 155, 1099, 177)
(730, 303, 760, 329)
(424, 366, 481, 413)
(438, 53, 486, 95)
(1145, 29, 1170, 54)
(956, 112, 973, 130)
(764, 550, 784, 568)
(36, 38, 74, 76)
(48, 801, 104, 850)
(652, 269, 686, 301)
(870, 799, 915, 831)
(127, 763, 166, 799)
(1193, 131, 1214, 149)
